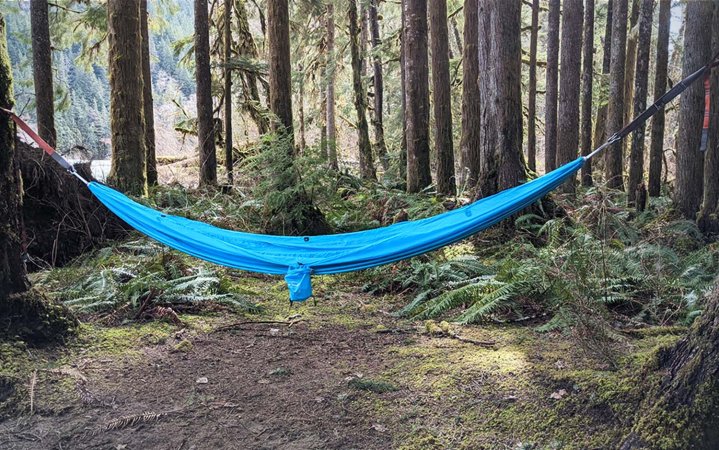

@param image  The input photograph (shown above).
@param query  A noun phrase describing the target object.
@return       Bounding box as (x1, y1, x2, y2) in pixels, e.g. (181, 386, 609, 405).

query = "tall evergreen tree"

(580, 0, 595, 186)
(593, 1, 612, 150)
(30, 0, 56, 148)
(404, 0, 431, 193)
(526, 0, 539, 173)
(325, 3, 338, 170)
(429, 0, 455, 195)
(647, 0, 670, 197)
(348, 0, 376, 180)
(223, 0, 233, 185)
(195, 0, 217, 186)
(141, 0, 157, 187)
(399, 4, 407, 181)
(459, 0, 480, 188)
(556, 0, 583, 192)
(544, 0, 560, 173)
(368, 0, 389, 172)
(107, 0, 146, 195)
(674, 1, 712, 219)
(604, 0, 628, 190)
(477, 0, 524, 197)
(627, 0, 653, 206)
(268, 0, 293, 137)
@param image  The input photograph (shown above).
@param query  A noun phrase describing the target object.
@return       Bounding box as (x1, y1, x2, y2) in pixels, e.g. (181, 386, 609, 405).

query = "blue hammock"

(89, 158, 584, 301)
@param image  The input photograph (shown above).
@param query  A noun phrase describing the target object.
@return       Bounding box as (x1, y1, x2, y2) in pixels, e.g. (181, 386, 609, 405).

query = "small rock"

(549, 389, 567, 400)
(196, 377, 208, 384)
(257, 378, 271, 384)
(269, 328, 280, 336)
(372, 423, 388, 433)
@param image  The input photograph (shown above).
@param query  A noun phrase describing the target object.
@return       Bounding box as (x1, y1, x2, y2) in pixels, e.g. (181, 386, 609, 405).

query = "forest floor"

(0, 271, 683, 449)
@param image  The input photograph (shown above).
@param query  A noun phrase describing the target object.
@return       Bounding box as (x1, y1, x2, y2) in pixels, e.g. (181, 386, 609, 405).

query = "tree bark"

(627, 0, 653, 206)
(399, 3, 407, 182)
(526, 0, 539, 173)
(604, 0, 628, 190)
(297, 65, 306, 153)
(223, 0, 233, 185)
(107, 0, 146, 196)
(544, 0, 560, 173)
(0, 14, 29, 299)
(674, 1, 712, 220)
(580, 0, 595, 187)
(326, 3, 338, 170)
(235, 0, 269, 135)
(195, 0, 217, 186)
(477, 0, 525, 198)
(623, 0, 640, 129)
(368, 0, 389, 172)
(459, 0, 480, 189)
(593, 1, 612, 151)
(621, 282, 719, 449)
(348, 0, 376, 181)
(404, 0, 431, 193)
(556, 0, 583, 193)
(429, 0, 456, 195)
(140, 0, 157, 187)
(30, 0, 56, 149)
(268, 0, 293, 142)
(647, 0, 670, 197)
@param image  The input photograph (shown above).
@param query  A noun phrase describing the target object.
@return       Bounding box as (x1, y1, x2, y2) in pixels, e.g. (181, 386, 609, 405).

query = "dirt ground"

(0, 279, 677, 449)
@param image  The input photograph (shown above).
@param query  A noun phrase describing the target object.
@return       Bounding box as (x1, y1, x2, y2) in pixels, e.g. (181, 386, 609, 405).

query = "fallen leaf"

(549, 389, 567, 400)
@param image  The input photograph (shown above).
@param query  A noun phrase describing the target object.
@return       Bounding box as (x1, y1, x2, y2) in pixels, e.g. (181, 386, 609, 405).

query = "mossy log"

(621, 282, 719, 449)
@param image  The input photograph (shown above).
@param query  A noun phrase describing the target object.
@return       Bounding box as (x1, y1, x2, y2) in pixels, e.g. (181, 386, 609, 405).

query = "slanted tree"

(477, 0, 524, 197)
(429, 0, 455, 195)
(593, 1, 613, 150)
(325, 3, 338, 170)
(140, 0, 157, 187)
(544, 0, 560, 173)
(580, 0, 595, 186)
(404, 0, 431, 193)
(348, 0, 376, 180)
(648, 0, 670, 197)
(526, 0, 539, 173)
(556, 0, 583, 193)
(674, 1, 712, 220)
(107, 0, 146, 196)
(223, 0, 233, 185)
(195, 0, 216, 186)
(626, 0, 653, 206)
(368, 0, 389, 172)
(460, 0, 480, 189)
(605, 0, 628, 190)
(30, 0, 56, 148)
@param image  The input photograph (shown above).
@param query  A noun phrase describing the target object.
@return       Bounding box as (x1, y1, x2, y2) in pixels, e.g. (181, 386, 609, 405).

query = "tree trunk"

(0, 14, 29, 299)
(556, 0, 583, 193)
(368, 0, 389, 172)
(698, 3, 719, 233)
(235, 0, 269, 135)
(623, 0, 640, 129)
(399, 3, 408, 182)
(348, 0, 376, 181)
(404, 0, 431, 193)
(621, 282, 719, 449)
(593, 1, 612, 151)
(647, 0, 670, 197)
(477, 0, 525, 198)
(580, 0, 595, 187)
(268, 0, 293, 139)
(450, 17, 462, 58)
(429, 0, 456, 195)
(604, 0, 628, 190)
(195, 0, 216, 186)
(326, 3, 338, 170)
(30, 0, 56, 149)
(675, 2, 712, 220)
(526, 0, 539, 173)
(544, 0, 560, 174)
(223, 0, 233, 185)
(460, 0, 480, 189)
(141, 0, 157, 187)
(297, 65, 306, 152)
(626, 0, 653, 206)
(107, 0, 146, 196)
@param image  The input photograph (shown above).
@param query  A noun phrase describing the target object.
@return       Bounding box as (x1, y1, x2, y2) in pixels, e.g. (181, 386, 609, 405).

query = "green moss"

(348, 378, 398, 393)
(74, 322, 174, 357)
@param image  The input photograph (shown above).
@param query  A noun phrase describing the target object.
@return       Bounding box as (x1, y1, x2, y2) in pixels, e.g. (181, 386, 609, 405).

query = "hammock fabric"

(2, 55, 717, 302)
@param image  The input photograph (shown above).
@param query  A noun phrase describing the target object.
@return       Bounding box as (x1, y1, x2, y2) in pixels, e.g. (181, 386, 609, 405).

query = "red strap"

(0, 107, 55, 156)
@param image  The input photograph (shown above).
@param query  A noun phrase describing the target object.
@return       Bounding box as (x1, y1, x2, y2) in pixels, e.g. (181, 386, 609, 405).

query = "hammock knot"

(285, 264, 313, 302)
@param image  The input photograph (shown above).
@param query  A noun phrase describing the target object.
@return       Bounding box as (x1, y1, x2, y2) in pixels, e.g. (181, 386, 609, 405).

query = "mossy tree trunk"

(544, 0, 560, 174)
(621, 282, 719, 449)
(235, 0, 269, 136)
(223, 0, 233, 185)
(348, 0, 376, 181)
(647, 0, 670, 198)
(368, 0, 389, 172)
(195, 0, 217, 186)
(429, 0, 455, 195)
(140, 0, 157, 187)
(30, 0, 56, 148)
(526, 0, 539, 174)
(593, 1, 612, 153)
(605, 0, 628, 190)
(459, 0, 480, 189)
(580, 0, 595, 187)
(107, 0, 147, 196)
(325, 3, 338, 170)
